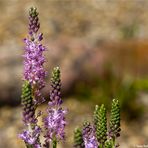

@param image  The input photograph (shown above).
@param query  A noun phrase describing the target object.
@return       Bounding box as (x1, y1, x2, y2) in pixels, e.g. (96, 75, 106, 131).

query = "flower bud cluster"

(94, 104, 107, 144)
(109, 99, 121, 139)
(21, 81, 36, 124)
(74, 127, 85, 148)
(73, 99, 121, 148)
(29, 7, 40, 35)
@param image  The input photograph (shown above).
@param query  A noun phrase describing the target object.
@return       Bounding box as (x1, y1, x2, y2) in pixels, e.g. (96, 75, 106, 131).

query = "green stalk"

(112, 137, 115, 147)
(52, 139, 57, 148)
(26, 143, 33, 148)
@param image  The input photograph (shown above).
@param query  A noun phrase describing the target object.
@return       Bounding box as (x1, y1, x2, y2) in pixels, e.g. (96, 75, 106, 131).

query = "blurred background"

(0, 0, 148, 147)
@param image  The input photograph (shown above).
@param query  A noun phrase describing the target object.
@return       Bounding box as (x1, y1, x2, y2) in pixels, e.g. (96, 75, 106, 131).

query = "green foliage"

(120, 23, 139, 39)
(73, 66, 145, 119)
(135, 78, 148, 91)
(94, 104, 107, 145)
(74, 127, 84, 148)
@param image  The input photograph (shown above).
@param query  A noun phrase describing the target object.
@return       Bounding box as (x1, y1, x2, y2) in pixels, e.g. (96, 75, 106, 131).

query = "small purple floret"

(83, 123, 98, 148)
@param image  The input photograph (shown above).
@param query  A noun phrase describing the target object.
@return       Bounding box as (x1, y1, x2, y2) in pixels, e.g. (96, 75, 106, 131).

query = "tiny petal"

(38, 33, 43, 41)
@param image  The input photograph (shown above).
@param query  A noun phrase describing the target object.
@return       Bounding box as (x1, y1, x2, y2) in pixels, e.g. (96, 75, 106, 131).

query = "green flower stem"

(112, 137, 115, 147)
(52, 139, 57, 148)
(26, 143, 33, 148)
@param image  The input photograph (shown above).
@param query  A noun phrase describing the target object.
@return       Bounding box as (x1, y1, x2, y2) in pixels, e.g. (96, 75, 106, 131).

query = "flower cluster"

(23, 38, 46, 89)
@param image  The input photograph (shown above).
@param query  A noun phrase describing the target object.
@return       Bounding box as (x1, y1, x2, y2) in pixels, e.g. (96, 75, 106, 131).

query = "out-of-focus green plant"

(120, 23, 139, 39)
(73, 127, 84, 148)
(135, 78, 148, 91)
(73, 65, 146, 119)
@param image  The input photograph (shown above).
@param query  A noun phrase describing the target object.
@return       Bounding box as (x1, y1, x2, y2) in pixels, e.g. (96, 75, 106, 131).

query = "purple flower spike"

(82, 122, 98, 148)
(44, 67, 67, 144)
(20, 7, 46, 148)
(23, 7, 46, 104)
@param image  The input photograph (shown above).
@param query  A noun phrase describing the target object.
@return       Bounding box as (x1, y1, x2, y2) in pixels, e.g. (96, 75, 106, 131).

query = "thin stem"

(112, 137, 115, 147)
(26, 143, 33, 148)
(98, 144, 102, 148)
(52, 139, 57, 148)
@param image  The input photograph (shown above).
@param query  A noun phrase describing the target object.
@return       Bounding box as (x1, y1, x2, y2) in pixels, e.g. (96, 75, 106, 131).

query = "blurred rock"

(0, 0, 148, 105)
(0, 40, 22, 105)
